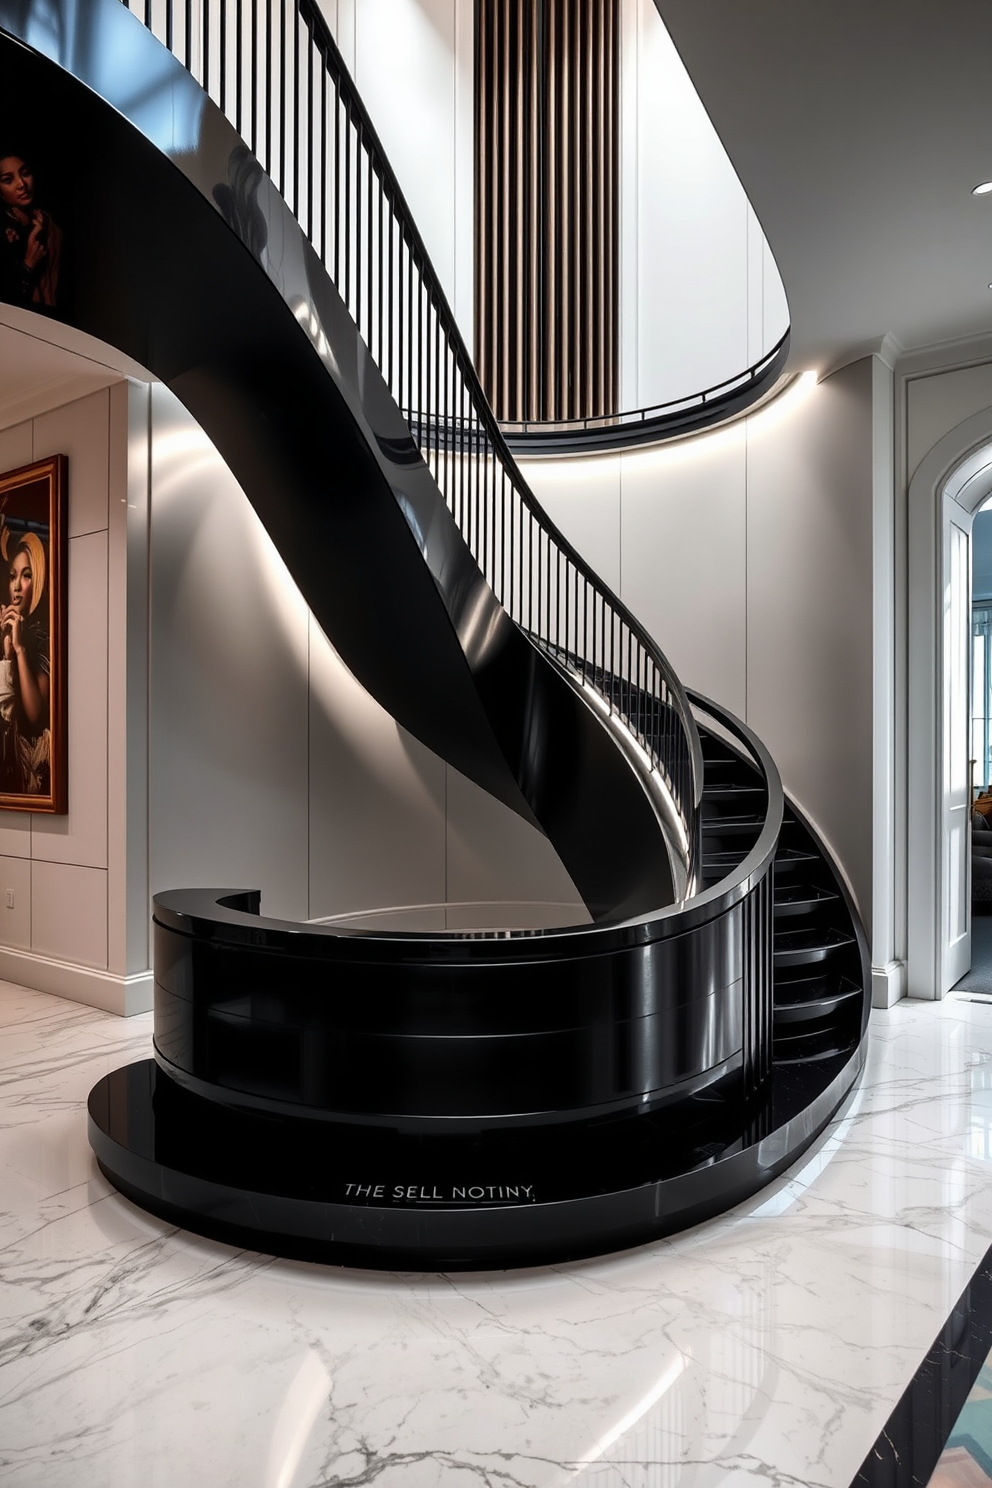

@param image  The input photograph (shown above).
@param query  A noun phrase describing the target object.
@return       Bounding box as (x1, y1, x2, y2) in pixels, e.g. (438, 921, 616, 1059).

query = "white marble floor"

(3, 984, 992, 1488)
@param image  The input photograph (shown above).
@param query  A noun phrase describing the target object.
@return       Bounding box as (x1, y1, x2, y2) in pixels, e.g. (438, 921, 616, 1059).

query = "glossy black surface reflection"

(151, 886, 745, 1126)
(850, 1241, 992, 1487)
(89, 1044, 864, 1270)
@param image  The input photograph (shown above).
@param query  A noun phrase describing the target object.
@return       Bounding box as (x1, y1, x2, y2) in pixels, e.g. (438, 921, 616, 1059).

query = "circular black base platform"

(88, 1044, 866, 1270)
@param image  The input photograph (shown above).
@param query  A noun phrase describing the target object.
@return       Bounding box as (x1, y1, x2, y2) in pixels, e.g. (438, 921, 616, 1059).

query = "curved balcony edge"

(500, 334, 791, 456)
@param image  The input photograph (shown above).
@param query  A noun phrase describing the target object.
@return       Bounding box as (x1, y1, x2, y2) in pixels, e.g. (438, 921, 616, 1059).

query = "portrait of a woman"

(0, 152, 62, 309)
(0, 532, 51, 796)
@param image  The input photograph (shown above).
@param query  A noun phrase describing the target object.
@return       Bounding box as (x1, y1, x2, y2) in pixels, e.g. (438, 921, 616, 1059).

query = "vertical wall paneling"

(0, 379, 156, 1011)
(475, 0, 619, 424)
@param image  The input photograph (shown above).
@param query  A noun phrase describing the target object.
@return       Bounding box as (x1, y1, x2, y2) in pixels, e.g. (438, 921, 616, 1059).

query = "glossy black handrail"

(119, 0, 704, 886)
(502, 332, 791, 455)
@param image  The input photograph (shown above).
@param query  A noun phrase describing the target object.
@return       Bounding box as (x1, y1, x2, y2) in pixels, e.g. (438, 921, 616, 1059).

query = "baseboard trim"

(0, 946, 152, 1016)
(872, 958, 907, 1009)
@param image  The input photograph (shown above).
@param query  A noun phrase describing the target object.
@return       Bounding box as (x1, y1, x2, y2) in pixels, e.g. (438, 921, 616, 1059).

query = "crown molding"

(895, 327, 992, 380)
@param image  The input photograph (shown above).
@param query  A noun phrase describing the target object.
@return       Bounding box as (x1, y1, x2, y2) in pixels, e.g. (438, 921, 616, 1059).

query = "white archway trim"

(907, 409, 992, 999)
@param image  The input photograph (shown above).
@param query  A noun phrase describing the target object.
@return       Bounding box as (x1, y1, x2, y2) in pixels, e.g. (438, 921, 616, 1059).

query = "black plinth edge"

(850, 1237, 992, 1487)
(88, 1036, 866, 1272)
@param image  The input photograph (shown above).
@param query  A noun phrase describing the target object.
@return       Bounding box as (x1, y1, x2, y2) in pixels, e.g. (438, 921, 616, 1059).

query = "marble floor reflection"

(4, 984, 992, 1487)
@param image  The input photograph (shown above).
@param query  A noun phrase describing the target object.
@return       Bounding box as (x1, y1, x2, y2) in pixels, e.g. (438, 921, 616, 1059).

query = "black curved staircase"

(0, 0, 870, 1268)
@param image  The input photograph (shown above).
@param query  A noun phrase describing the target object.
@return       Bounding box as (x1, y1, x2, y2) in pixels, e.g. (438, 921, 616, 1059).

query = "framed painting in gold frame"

(0, 455, 67, 812)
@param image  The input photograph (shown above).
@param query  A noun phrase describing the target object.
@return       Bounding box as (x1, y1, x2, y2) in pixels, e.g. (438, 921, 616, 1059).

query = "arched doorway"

(908, 415, 992, 998)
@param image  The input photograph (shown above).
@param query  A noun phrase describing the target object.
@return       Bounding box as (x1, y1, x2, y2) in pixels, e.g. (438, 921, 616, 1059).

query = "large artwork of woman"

(0, 151, 63, 310)
(0, 457, 67, 813)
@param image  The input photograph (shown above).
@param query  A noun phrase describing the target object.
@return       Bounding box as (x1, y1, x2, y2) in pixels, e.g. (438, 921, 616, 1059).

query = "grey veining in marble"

(3, 984, 992, 1486)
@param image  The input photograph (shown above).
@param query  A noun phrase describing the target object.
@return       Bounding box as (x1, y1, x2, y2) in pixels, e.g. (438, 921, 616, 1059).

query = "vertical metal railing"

(121, 0, 703, 885)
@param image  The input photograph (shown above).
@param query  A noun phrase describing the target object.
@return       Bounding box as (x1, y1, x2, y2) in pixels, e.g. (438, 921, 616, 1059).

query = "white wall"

(145, 386, 582, 930)
(321, 0, 475, 352)
(520, 361, 876, 925)
(620, 0, 789, 410)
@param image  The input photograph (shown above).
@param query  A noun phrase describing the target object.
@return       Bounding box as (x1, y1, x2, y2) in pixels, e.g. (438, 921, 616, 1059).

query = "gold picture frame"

(0, 455, 67, 812)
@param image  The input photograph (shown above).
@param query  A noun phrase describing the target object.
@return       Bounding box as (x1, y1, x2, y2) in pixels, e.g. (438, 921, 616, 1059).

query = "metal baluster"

(387, 197, 395, 397)
(292, 1, 301, 217)
(318, 50, 326, 264)
(306, 19, 314, 241)
(407, 253, 414, 442)
(344, 102, 351, 315)
(377, 180, 384, 375)
(431, 303, 437, 482)
(366, 146, 373, 355)
(264, 0, 273, 176)
(355, 123, 363, 339)
(333, 85, 341, 288)
(250, 0, 258, 155)
(234, 0, 242, 131)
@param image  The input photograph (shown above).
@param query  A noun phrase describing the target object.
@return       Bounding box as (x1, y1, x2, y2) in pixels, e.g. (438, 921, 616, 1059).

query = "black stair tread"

(775, 882, 838, 903)
(702, 784, 766, 803)
(773, 884, 840, 918)
(773, 847, 819, 871)
(701, 814, 765, 835)
(775, 925, 854, 950)
(774, 1034, 859, 1066)
(774, 972, 862, 1023)
(774, 926, 856, 966)
(774, 966, 859, 999)
(774, 988, 863, 1024)
(702, 848, 750, 872)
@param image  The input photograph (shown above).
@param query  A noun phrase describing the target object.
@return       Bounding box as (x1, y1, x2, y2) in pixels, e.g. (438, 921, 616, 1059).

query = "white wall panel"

(445, 767, 585, 917)
(31, 860, 107, 968)
(620, 0, 785, 411)
(148, 387, 310, 922)
(763, 239, 790, 356)
(32, 531, 109, 869)
(33, 389, 110, 538)
(328, 0, 474, 347)
(307, 615, 446, 920)
(0, 853, 31, 950)
(0, 420, 32, 472)
(746, 361, 874, 922)
(106, 382, 149, 978)
(746, 206, 766, 370)
(519, 456, 622, 593)
(620, 424, 747, 716)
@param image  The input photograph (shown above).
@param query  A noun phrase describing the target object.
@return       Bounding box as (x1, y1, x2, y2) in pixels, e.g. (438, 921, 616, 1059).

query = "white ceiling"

(0, 308, 149, 431)
(654, 0, 992, 372)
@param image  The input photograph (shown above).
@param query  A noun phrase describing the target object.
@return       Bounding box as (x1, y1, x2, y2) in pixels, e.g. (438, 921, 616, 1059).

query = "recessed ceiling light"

(975, 182, 992, 195)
